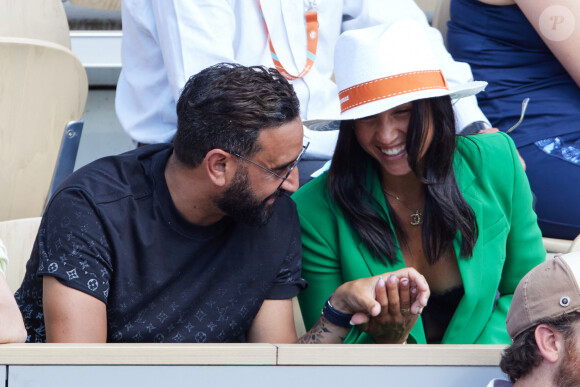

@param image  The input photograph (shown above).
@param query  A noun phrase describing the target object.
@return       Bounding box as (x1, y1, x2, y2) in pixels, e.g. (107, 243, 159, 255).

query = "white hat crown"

(334, 19, 486, 120)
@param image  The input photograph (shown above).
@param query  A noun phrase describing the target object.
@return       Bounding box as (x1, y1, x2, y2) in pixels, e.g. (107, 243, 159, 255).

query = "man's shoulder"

(55, 144, 172, 205)
(266, 193, 299, 227)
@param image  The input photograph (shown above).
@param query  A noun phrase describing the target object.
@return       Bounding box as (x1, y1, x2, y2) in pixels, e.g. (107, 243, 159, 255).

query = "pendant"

(410, 210, 423, 226)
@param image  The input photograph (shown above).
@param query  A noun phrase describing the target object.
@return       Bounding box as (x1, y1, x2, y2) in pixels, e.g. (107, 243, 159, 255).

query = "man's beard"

(555, 334, 580, 387)
(216, 167, 282, 226)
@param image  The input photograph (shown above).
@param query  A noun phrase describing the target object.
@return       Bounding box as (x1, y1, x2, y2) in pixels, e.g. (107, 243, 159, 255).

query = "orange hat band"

(339, 70, 448, 113)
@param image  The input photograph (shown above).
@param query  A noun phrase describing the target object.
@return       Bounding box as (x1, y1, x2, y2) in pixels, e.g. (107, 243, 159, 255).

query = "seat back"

(414, 0, 439, 22)
(0, 37, 88, 221)
(432, 0, 451, 45)
(0, 217, 41, 292)
(292, 297, 306, 338)
(69, 0, 122, 11)
(0, 0, 71, 49)
(571, 234, 580, 252)
(543, 234, 580, 260)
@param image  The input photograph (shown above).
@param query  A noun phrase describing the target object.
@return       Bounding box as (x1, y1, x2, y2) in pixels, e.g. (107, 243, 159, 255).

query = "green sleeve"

(476, 133, 545, 343)
(292, 177, 346, 330)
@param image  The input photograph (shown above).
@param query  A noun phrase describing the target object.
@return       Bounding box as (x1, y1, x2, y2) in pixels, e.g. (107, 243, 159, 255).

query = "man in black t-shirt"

(16, 64, 429, 343)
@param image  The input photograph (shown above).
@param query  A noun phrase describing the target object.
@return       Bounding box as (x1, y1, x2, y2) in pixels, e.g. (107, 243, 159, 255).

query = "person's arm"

(43, 276, 107, 342)
(247, 299, 298, 343)
(475, 133, 545, 343)
(246, 296, 356, 344)
(515, 0, 580, 88)
(35, 189, 113, 343)
(0, 273, 27, 343)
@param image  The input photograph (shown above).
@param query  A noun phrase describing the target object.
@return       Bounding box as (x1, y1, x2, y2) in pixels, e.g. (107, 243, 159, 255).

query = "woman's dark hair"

(327, 96, 478, 264)
(500, 314, 578, 383)
(173, 63, 300, 167)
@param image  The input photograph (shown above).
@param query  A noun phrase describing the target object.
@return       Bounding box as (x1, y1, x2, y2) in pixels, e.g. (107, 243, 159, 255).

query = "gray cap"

(506, 252, 580, 340)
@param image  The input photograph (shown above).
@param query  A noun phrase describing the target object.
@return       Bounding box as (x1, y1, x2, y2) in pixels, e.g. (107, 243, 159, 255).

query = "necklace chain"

(383, 190, 423, 226)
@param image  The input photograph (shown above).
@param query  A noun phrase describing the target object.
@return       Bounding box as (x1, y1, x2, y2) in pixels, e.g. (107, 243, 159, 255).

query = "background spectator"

(447, 0, 580, 239)
(488, 252, 580, 386)
(0, 240, 27, 343)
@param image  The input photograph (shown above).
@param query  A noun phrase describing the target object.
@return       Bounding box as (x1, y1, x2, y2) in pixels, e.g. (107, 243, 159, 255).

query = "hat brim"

(339, 81, 487, 121)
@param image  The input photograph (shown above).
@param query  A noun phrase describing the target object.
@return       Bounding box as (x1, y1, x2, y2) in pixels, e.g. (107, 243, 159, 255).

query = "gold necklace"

(383, 190, 423, 226)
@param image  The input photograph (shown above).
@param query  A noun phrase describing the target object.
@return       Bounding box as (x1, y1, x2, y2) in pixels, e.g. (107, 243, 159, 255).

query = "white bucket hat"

(334, 19, 487, 120)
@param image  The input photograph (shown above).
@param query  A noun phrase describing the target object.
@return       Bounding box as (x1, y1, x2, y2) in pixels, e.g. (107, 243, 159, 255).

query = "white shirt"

(116, 0, 489, 154)
(0, 240, 8, 276)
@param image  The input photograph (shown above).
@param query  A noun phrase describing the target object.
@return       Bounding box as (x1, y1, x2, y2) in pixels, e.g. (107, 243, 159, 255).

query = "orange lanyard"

(260, 2, 319, 81)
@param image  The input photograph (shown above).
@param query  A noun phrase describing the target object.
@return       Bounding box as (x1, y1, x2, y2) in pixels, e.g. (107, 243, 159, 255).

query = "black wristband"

(321, 293, 354, 328)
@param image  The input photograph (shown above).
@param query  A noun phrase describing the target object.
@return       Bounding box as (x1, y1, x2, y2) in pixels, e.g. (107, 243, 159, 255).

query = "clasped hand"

(330, 268, 429, 344)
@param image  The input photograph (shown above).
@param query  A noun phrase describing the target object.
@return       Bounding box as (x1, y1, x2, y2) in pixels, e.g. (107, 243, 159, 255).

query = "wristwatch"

(321, 293, 354, 328)
(460, 120, 492, 135)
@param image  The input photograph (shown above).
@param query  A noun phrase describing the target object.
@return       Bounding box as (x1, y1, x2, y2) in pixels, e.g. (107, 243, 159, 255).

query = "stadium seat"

(0, 0, 71, 49)
(69, 0, 122, 11)
(0, 38, 88, 221)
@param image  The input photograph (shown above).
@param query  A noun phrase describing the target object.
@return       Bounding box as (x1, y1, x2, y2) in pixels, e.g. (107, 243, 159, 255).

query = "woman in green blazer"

(292, 20, 546, 344)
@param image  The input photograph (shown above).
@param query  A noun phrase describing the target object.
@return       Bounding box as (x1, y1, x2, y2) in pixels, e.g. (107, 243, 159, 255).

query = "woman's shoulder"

(292, 173, 329, 203)
(456, 132, 518, 165)
(291, 173, 337, 218)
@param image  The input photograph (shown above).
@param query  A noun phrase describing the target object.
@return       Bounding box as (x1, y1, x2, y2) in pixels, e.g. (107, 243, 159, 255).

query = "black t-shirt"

(16, 144, 307, 343)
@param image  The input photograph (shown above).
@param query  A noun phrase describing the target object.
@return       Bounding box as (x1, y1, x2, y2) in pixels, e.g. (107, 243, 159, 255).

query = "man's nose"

(280, 166, 300, 193)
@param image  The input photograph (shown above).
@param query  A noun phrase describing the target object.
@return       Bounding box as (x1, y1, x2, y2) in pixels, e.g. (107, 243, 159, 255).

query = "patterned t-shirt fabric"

(16, 144, 307, 343)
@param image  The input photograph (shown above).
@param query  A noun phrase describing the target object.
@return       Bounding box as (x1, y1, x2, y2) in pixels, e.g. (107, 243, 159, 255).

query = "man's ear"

(205, 149, 234, 187)
(535, 323, 564, 364)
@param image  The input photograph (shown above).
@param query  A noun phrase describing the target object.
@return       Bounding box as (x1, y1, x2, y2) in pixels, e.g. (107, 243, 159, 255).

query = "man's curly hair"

(173, 63, 300, 167)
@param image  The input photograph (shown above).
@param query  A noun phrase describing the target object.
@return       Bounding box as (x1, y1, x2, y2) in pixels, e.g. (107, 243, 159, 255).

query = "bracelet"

(321, 293, 354, 328)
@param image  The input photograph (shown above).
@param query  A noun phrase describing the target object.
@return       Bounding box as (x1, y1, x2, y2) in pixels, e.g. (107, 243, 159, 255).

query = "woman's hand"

(358, 271, 427, 344)
(327, 268, 429, 344)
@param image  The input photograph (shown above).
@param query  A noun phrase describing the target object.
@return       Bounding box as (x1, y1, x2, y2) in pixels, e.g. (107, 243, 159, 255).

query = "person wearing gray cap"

(488, 252, 580, 387)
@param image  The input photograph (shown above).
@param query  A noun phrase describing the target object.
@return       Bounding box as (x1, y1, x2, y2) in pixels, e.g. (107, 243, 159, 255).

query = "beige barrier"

(0, 344, 507, 387)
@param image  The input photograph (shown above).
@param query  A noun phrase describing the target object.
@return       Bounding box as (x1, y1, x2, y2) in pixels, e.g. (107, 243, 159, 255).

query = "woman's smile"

(379, 144, 407, 159)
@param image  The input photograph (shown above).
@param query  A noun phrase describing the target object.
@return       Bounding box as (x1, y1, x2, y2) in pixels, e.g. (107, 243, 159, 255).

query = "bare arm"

(515, 0, 580, 87)
(0, 274, 27, 343)
(246, 299, 298, 343)
(43, 276, 107, 342)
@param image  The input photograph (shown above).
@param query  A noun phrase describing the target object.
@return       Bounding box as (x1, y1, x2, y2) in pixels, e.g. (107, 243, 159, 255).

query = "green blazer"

(292, 133, 545, 344)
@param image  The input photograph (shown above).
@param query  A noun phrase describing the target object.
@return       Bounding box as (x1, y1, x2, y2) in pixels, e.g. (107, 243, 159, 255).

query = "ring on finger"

(400, 308, 410, 313)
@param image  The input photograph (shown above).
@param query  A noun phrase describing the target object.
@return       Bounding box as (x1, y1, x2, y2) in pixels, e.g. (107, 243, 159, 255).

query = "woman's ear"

(535, 323, 565, 364)
(205, 149, 234, 187)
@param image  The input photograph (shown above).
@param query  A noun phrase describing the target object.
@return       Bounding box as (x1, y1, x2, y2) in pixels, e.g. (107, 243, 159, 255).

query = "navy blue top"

(447, 0, 580, 147)
(17, 144, 307, 343)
